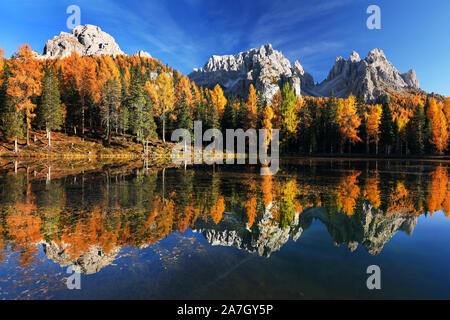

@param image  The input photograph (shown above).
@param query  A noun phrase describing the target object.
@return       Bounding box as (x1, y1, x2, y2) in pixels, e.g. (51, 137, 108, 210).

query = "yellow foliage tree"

(210, 196, 225, 224)
(175, 76, 193, 108)
(245, 84, 258, 129)
(427, 98, 448, 154)
(366, 104, 382, 154)
(210, 84, 227, 121)
(154, 72, 175, 142)
(335, 171, 361, 216)
(336, 95, 361, 152)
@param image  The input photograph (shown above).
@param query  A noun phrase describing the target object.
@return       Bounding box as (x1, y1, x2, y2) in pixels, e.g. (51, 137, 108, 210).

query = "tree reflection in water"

(0, 160, 449, 274)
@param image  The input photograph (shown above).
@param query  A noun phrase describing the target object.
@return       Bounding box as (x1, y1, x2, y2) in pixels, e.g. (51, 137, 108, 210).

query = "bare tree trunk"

(46, 165, 51, 184)
(47, 128, 51, 147)
(163, 108, 166, 142)
(82, 107, 85, 137)
(14, 138, 18, 153)
(162, 168, 166, 201)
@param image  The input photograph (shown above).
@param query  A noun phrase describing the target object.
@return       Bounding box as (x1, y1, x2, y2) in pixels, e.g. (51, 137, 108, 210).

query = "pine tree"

(221, 98, 237, 130)
(408, 104, 426, 154)
(237, 99, 248, 129)
(119, 75, 130, 135)
(37, 67, 63, 146)
(99, 79, 121, 145)
(380, 99, 394, 154)
(325, 90, 339, 153)
(356, 89, 368, 153)
(205, 95, 219, 130)
(173, 92, 193, 137)
(393, 119, 400, 154)
(423, 97, 433, 153)
(256, 90, 266, 128)
(129, 78, 156, 152)
(64, 79, 82, 135)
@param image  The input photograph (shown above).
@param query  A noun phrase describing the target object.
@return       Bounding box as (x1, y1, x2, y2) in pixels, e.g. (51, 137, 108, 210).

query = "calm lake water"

(0, 159, 449, 299)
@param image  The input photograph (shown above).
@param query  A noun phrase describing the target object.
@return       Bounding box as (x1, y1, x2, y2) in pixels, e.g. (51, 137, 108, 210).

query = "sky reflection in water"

(0, 159, 449, 299)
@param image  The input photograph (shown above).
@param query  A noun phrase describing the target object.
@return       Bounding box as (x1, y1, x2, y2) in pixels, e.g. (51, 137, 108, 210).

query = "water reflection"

(0, 160, 449, 277)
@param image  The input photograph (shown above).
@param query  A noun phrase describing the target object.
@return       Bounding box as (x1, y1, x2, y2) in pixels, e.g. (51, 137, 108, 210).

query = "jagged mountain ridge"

(189, 44, 420, 103)
(192, 201, 418, 258)
(189, 44, 314, 102)
(314, 48, 419, 101)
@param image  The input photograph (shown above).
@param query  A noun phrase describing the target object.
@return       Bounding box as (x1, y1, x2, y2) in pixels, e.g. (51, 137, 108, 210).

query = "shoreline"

(280, 153, 450, 162)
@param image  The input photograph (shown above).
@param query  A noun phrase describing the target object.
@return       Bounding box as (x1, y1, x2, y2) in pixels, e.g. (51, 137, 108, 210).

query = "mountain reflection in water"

(0, 159, 449, 299)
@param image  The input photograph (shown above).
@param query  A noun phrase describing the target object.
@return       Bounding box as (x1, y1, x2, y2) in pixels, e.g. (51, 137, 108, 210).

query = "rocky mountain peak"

(349, 50, 361, 63)
(313, 48, 417, 102)
(190, 44, 420, 103)
(42, 24, 124, 59)
(365, 48, 388, 65)
(189, 44, 313, 102)
(136, 50, 152, 58)
(401, 69, 420, 89)
(42, 241, 121, 274)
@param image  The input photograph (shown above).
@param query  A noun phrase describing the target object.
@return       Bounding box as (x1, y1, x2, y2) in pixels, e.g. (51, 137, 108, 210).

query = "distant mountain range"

(189, 44, 420, 103)
(34, 24, 420, 103)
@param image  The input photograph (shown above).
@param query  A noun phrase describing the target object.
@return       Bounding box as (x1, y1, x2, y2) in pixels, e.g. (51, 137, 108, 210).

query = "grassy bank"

(0, 130, 173, 162)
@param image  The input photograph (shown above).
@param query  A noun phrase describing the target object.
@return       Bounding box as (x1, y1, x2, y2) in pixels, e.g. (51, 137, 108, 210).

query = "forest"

(1, 44, 449, 156)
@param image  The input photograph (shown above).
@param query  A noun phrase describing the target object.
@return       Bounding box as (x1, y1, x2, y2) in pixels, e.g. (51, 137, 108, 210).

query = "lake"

(0, 158, 449, 299)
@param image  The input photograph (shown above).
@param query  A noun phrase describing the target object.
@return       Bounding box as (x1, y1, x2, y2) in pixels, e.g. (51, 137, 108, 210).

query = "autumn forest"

(0, 44, 449, 158)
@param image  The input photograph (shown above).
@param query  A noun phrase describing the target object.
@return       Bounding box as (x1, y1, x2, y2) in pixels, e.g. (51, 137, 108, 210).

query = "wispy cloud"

(76, 0, 206, 73)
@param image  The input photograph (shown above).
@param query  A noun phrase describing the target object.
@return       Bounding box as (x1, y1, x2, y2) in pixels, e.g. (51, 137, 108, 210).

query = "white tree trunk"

(47, 128, 51, 147)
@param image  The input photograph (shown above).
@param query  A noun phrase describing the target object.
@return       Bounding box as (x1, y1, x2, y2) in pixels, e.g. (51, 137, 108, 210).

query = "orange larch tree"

(175, 76, 193, 108)
(245, 84, 258, 129)
(336, 95, 361, 153)
(427, 98, 448, 154)
(7, 44, 43, 145)
(366, 104, 382, 154)
(210, 84, 227, 121)
(262, 104, 274, 150)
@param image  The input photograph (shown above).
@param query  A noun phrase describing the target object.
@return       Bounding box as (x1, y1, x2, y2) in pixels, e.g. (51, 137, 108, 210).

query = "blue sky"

(0, 0, 449, 95)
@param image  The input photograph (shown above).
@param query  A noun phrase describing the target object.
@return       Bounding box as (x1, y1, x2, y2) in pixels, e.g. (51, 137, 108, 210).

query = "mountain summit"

(190, 45, 419, 102)
(41, 24, 124, 59)
(314, 48, 419, 101)
(189, 44, 314, 102)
